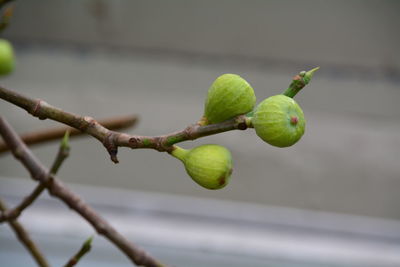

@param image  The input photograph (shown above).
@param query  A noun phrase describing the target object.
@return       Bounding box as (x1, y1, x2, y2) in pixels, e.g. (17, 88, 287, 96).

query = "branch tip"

(61, 130, 70, 150)
(283, 67, 319, 98)
(304, 66, 320, 84)
(63, 236, 94, 267)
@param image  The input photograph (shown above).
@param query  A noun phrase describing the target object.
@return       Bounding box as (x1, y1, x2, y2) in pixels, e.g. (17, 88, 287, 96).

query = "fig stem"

(283, 67, 319, 98)
(170, 145, 189, 162)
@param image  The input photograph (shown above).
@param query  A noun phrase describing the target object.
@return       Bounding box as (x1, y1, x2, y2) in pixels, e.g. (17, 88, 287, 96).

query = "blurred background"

(1, 0, 400, 266)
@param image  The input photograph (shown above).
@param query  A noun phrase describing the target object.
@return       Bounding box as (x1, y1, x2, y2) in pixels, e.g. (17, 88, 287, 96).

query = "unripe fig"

(0, 39, 14, 76)
(200, 74, 256, 125)
(252, 95, 305, 147)
(171, 144, 233, 190)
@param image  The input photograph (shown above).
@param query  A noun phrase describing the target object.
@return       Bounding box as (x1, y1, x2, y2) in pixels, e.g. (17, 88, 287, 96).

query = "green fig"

(0, 39, 14, 76)
(200, 74, 256, 125)
(171, 144, 233, 190)
(252, 95, 305, 147)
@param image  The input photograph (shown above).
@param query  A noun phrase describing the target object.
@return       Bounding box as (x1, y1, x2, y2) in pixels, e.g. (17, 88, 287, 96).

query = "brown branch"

(0, 116, 166, 267)
(0, 85, 249, 162)
(0, 68, 317, 162)
(0, 198, 50, 267)
(0, 132, 70, 222)
(0, 114, 138, 154)
(64, 236, 93, 267)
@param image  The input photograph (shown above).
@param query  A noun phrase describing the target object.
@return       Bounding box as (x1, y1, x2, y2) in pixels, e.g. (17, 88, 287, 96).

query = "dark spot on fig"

(219, 175, 226, 186)
(290, 116, 298, 125)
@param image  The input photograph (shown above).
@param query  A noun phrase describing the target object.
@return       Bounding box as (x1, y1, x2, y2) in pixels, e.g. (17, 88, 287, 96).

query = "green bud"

(201, 74, 256, 125)
(0, 39, 14, 76)
(171, 144, 233, 190)
(252, 95, 305, 147)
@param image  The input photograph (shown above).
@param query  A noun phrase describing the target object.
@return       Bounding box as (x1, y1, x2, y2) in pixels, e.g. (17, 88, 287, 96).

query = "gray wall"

(1, 0, 400, 219)
(7, 0, 400, 70)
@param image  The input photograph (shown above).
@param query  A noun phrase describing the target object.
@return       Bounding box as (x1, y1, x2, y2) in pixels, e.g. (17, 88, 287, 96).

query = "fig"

(171, 144, 233, 190)
(252, 95, 305, 147)
(200, 74, 256, 125)
(0, 39, 14, 76)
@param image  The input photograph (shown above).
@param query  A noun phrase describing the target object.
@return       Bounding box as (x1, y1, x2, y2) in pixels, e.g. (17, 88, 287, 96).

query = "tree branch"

(0, 86, 250, 162)
(0, 131, 70, 222)
(0, 198, 50, 267)
(0, 68, 316, 163)
(64, 236, 93, 267)
(0, 114, 138, 154)
(0, 116, 166, 267)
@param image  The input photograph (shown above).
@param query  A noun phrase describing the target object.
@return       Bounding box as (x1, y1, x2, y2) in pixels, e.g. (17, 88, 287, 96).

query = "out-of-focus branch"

(0, 131, 70, 222)
(64, 236, 93, 267)
(0, 183, 45, 222)
(0, 114, 138, 154)
(0, 198, 50, 267)
(49, 130, 70, 174)
(0, 116, 166, 267)
(0, 5, 13, 32)
(0, 0, 15, 7)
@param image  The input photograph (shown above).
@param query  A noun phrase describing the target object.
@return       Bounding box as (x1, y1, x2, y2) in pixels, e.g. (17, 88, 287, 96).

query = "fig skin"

(252, 95, 305, 147)
(0, 39, 14, 76)
(171, 144, 233, 190)
(202, 74, 256, 125)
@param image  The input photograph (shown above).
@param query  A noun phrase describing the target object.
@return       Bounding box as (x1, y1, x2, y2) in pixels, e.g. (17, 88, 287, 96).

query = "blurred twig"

(64, 236, 93, 267)
(0, 5, 13, 32)
(0, 116, 166, 267)
(0, 131, 70, 222)
(0, 198, 50, 267)
(0, 114, 138, 154)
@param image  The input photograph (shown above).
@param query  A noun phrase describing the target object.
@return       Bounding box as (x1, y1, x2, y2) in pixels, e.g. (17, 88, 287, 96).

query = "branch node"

(13, 146, 24, 159)
(82, 116, 96, 132)
(155, 137, 166, 152)
(31, 100, 47, 120)
(183, 124, 198, 140)
(128, 136, 140, 147)
(103, 132, 119, 163)
(237, 122, 247, 130)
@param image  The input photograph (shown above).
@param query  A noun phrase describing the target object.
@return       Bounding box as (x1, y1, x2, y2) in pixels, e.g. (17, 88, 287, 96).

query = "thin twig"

(0, 114, 138, 153)
(64, 236, 93, 267)
(0, 183, 44, 222)
(0, 116, 166, 267)
(49, 130, 70, 175)
(0, 131, 70, 222)
(0, 198, 50, 267)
